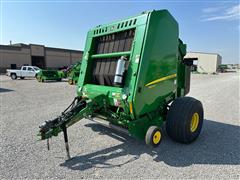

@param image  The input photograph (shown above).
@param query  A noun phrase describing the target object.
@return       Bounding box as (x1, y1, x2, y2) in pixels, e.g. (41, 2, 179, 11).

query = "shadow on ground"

(15, 78, 36, 81)
(60, 119, 240, 170)
(0, 88, 14, 93)
(39, 80, 68, 83)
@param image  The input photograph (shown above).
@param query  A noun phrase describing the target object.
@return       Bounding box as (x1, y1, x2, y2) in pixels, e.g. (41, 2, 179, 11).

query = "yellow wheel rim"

(190, 113, 199, 132)
(153, 131, 161, 144)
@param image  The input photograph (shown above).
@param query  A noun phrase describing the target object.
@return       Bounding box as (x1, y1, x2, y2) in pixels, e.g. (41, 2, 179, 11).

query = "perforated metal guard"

(92, 29, 135, 86)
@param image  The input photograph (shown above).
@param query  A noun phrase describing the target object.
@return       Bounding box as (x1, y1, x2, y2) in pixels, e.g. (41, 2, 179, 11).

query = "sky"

(0, 0, 239, 64)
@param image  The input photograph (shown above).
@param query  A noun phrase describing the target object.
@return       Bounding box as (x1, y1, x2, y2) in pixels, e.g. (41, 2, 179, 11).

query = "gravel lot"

(0, 72, 239, 179)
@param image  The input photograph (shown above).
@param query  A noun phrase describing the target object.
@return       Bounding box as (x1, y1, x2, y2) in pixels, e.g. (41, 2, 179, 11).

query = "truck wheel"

(145, 126, 162, 147)
(68, 79, 73, 85)
(36, 77, 40, 82)
(166, 97, 204, 144)
(11, 73, 17, 80)
(37, 77, 44, 82)
(57, 78, 62, 82)
(20, 77, 25, 80)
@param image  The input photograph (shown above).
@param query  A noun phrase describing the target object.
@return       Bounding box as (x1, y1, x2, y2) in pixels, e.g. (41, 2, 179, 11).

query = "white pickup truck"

(6, 66, 41, 80)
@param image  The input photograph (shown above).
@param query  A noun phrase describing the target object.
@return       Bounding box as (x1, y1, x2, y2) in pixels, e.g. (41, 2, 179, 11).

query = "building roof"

(187, 51, 222, 57)
(0, 43, 83, 53)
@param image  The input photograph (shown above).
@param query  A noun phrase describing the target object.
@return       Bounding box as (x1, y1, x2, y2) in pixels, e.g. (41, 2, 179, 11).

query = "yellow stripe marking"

(129, 102, 133, 114)
(145, 74, 177, 87)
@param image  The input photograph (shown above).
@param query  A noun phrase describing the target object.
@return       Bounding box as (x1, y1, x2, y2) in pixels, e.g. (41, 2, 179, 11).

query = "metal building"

(0, 43, 83, 73)
(185, 52, 222, 74)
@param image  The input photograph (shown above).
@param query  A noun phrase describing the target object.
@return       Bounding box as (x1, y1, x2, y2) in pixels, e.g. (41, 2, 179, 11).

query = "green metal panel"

(133, 10, 179, 117)
(91, 51, 131, 59)
(177, 40, 188, 96)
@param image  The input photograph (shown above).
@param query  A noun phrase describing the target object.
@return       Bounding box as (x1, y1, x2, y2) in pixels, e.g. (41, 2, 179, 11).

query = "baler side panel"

(125, 23, 150, 114)
(133, 10, 179, 117)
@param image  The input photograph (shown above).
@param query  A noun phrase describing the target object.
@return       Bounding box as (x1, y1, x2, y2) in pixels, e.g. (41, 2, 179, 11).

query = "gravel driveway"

(0, 72, 239, 179)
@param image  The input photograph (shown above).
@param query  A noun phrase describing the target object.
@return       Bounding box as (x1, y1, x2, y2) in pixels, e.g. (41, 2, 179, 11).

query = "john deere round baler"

(38, 10, 204, 159)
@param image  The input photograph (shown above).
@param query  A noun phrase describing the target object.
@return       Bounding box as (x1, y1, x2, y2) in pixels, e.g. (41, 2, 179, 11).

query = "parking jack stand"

(62, 126, 71, 160)
(47, 139, 50, 150)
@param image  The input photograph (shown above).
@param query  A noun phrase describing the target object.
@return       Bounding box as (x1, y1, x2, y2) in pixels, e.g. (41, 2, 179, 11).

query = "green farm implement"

(67, 62, 81, 85)
(38, 10, 204, 159)
(36, 69, 66, 82)
(218, 64, 228, 73)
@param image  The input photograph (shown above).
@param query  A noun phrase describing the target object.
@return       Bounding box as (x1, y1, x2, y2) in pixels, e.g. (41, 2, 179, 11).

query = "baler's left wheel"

(145, 126, 162, 147)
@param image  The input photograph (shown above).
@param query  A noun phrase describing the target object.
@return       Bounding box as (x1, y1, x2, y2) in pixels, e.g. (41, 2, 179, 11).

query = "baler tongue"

(38, 97, 89, 159)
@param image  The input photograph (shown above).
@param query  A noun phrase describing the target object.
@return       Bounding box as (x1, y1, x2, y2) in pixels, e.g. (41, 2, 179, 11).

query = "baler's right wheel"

(145, 126, 162, 147)
(166, 97, 204, 144)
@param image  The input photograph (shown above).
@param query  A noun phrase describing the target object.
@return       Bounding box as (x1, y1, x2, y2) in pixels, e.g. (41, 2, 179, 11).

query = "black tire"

(20, 77, 25, 80)
(145, 126, 162, 147)
(37, 77, 44, 82)
(57, 78, 62, 82)
(68, 79, 73, 85)
(166, 97, 204, 144)
(11, 73, 17, 80)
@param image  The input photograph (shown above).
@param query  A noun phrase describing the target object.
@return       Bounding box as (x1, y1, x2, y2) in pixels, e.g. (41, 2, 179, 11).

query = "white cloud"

(202, 7, 223, 13)
(226, 4, 239, 15)
(202, 4, 240, 21)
